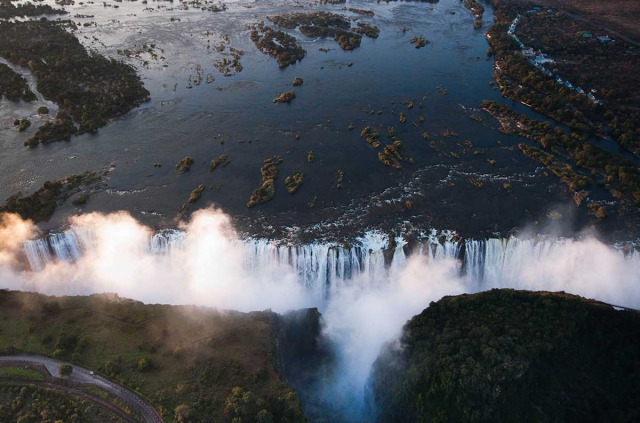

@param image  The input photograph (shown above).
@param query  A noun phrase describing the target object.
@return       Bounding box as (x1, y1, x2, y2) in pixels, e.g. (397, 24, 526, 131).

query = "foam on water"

(22, 226, 640, 302)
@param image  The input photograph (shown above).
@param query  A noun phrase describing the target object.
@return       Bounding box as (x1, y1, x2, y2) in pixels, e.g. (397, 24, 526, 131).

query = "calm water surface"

(0, 0, 634, 241)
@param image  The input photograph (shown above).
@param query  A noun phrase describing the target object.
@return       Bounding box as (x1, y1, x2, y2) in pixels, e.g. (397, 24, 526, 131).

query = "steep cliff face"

(370, 289, 640, 423)
(274, 308, 325, 372)
(272, 308, 338, 422)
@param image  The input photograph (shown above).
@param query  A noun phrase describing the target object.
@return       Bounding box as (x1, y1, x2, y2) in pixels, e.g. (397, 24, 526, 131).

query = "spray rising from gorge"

(1, 209, 639, 420)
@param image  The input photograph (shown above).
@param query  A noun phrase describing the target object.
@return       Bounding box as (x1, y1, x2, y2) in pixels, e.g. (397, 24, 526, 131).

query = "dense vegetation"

(284, 171, 303, 194)
(247, 156, 283, 208)
(0, 20, 149, 145)
(273, 90, 296, 104)
(0, 0, 66, 19)
(267, 11, 379, 51)
(487, 1, 640, 156)
(209, 154, 229, 172)
(176, 156, 194, 174)
(0, 64, 36, 102)
(0, 290, 306, 423)
(24, 110, 77, 147)
(371, 289, 640, 422)
(0, 171, 101, 222)
(0, 384, 127, 422)
(378, 140, 413, 169)
(250, 23, 306, 68)
(482, 100, 640, 212)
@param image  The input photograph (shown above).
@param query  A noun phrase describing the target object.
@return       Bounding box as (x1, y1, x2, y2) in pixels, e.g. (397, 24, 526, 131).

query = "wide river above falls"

(0, 0, 636, 242)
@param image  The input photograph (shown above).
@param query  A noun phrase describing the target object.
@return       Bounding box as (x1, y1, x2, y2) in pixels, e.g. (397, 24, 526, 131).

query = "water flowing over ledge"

(22, 227, 640, 299)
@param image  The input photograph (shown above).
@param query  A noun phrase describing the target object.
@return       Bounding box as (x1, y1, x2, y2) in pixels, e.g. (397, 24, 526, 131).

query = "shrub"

(58, 364, 72, 377)
(137, 357, 151, 372)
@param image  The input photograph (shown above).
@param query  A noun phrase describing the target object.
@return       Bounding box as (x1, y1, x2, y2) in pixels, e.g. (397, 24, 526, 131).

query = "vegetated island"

(0, 63, 36, 102)
(268, 11, 379, 51)
(210, 154, 230, 171)
(247, 156, 283, 208)
(0, 171, 102, 223)
(481, 100, 640, 213)
(486, 0, 640, 156)
(463, 0, 485, 28)
(360, 126, 414, 168)
(284, 170, 304, 194)
(479, 0, 640, 220)
(0, 19, 149, 147)
(371, 289, 640, 422)
(0, 290, 307, 423)
(249, 11, 379, 67)
(0, 0, 67, 20)
(249, 22, 306, 68)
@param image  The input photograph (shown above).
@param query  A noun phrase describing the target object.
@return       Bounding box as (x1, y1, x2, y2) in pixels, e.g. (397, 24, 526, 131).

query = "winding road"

(0, 355, 163, 423)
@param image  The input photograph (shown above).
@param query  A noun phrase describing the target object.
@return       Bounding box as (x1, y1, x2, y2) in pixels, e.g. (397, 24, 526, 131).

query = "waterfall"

(20, 227, 640, 298)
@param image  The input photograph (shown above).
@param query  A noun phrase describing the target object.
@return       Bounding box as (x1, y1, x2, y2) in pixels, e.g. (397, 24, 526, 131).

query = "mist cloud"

(0, 209, 638, 422)
(4, 209, 311, 312)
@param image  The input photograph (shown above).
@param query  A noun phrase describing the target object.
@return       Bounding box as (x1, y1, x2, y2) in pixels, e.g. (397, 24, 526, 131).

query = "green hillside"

(0, 290, 305, 423)
(371, 289, 640, 422)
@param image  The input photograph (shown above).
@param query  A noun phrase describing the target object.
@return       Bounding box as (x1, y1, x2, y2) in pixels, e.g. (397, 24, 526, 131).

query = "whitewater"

(1, 209, 639, 420)
(18, 213, 640, 309)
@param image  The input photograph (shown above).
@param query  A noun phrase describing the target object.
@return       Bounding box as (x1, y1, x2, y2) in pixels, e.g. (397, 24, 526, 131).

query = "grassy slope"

(0, 366, 45, 381)
(371, 289, 640, 423)
(0, 290, 305, 423)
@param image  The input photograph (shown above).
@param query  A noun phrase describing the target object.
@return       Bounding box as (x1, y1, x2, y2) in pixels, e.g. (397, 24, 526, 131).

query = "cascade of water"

(20, 227, 640, 298)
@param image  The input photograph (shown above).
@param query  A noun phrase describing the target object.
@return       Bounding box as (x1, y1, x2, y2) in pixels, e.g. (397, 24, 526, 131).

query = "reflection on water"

(0, 0, 635, 241)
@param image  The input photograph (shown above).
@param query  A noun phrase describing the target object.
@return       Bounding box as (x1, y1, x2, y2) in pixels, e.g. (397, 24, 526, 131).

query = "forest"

(371, 289, 640, 422)
(487, 1, 640, 156)
(0, 19, 149, 145)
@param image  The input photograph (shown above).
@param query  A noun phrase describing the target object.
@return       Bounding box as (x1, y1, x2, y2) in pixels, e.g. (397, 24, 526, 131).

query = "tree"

(256, 409, 274, 423)
(58, 364, 72, 377)
(174, 404, 191, 423)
